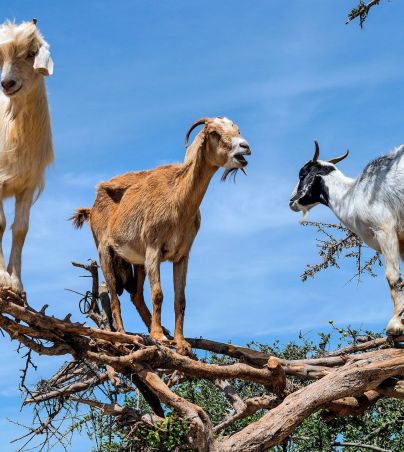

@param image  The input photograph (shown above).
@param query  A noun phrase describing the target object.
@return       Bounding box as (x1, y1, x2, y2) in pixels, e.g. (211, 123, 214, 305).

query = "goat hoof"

(150, 331, 168, 342)
(386, 317, 404, 336)
(0, 270, 12, 289)
(175, 339, 193, 357)
(9, 274, 23, 294)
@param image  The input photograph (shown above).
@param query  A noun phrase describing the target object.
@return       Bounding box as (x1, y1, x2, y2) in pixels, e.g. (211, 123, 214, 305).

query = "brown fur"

(71, 117, 250, 354)
(70, 207, 90, 229)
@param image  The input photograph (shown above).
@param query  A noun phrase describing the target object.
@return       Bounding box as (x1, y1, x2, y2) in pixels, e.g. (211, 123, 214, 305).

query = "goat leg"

(130, 265, 152, 328)
(145, 247, 166, 341)
(98, 246, 125, 332)
(0, 199, 11, 289)
(7, 189, 34, 294)
(173, 256, 192, 356)
(130, 265, 171, 337)
(376, 229, 404, 335)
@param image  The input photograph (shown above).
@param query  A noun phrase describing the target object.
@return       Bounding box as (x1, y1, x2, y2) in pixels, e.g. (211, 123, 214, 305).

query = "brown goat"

(71, 117, 251, 354)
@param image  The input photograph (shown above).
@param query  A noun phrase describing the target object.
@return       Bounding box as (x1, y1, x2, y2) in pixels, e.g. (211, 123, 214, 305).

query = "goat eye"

(26, 50, 37, 59)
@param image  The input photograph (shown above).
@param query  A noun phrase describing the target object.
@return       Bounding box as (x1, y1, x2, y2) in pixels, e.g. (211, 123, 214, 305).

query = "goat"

(290, 141, 404, 335)
(71, 117, 251, 354)
(0, 19, 54, 293)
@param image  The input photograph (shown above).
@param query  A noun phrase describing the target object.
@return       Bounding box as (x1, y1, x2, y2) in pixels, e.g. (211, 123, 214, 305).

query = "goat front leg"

(375, 229, 404, 335)
(173, 256, 192, 356)
(0, 198, 11, 288)
(130, 265, 172, 337)
(145, 247, 166, 341)
(7, 189, 34, 294)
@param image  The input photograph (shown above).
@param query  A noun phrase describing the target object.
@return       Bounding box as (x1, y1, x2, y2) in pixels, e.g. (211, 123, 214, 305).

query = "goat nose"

(240, 142, 251, 154)
(1, 79, 16, 90)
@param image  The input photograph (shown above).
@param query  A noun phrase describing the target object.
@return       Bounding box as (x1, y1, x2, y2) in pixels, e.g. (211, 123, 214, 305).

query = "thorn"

(39, 304, 49, 314)
(63, 314, 72, 322)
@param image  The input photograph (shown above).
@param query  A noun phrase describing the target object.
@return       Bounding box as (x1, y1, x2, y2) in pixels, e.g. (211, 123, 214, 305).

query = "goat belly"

(114, 243, 145, 264)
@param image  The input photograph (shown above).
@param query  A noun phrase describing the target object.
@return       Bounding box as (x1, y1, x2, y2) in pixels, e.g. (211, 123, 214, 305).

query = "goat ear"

(315, 175, 329, 206)
(33, 45, 54, 76)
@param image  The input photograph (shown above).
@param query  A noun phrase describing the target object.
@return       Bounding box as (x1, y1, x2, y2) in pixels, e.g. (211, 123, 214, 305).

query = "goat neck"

(4, 77, 52, 155)
(321, 169, 355, 224)
(0, 76, 53, 196)
(176, 138, 217, 217)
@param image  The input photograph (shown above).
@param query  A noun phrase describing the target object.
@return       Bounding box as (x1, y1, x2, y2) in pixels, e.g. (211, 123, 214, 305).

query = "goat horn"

(32, 18, 38, 25)
(329, 150, 350, 165)
(185, 118, 209, 147)
(312, 140, 320, 162)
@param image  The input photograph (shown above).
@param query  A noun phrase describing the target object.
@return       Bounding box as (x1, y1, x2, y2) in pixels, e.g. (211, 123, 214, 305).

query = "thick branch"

(217, 348, 404, 451)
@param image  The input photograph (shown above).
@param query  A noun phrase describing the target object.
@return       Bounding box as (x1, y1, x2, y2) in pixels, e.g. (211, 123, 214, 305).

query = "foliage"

(87, 414, 190, 452)
(300, 221, 382, 284)
(81, 325, 403, 451)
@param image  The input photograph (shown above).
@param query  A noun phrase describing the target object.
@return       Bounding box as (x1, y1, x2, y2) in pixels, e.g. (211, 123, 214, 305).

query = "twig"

(332, 441, 391, 452)
(346, 0, 382, 27)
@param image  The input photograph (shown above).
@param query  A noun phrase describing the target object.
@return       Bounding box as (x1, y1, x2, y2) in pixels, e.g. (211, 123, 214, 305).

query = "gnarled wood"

(0, 269, 402, 452)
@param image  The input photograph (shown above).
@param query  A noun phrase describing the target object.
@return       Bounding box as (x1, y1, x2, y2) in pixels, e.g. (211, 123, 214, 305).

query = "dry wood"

(346, 0, 381, 26)
(0, 262, 402, 451)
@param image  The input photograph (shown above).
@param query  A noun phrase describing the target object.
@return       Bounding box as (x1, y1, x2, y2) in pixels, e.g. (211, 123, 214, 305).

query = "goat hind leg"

(130, 265, 152, 328)
(99, 247, 125, 332)
(376, 230, 404, 335)
(7, 190, 34, 293)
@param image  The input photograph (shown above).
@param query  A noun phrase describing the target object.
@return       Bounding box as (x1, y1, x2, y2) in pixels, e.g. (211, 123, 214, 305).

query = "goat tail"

(69, 208, 91, 229)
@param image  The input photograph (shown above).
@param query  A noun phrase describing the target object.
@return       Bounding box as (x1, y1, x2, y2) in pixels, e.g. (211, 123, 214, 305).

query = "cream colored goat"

(0, 20, 54, 292)
(71, 117, 251, 354)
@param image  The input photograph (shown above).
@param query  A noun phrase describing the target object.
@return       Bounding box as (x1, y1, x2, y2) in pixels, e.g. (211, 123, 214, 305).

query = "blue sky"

(0, 0, 404, 449)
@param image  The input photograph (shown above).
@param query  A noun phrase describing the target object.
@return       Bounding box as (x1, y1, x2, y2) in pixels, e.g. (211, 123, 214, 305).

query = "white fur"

(293, 149, 404, 335)
(0, 21, 54, 291)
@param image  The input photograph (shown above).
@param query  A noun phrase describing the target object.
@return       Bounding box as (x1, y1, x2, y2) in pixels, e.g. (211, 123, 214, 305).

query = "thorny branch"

(346, 0, 383, 27)
(300, 221, 382, 283)
(0, 262, 402, 451)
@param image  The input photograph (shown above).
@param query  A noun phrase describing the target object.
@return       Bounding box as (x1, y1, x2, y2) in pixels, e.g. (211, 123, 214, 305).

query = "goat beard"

(299, 208, 310, 224)
(221, 167, 247, 182)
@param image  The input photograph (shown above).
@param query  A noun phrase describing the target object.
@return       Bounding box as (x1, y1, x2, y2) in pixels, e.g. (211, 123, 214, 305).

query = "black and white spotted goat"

(290, 141, 404, 335)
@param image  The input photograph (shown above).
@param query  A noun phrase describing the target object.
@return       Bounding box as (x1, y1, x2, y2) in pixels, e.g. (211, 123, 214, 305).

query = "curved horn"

(185, 118, 209, 147)
(312, 140, 320, 162)
(329, 150, 349, 165)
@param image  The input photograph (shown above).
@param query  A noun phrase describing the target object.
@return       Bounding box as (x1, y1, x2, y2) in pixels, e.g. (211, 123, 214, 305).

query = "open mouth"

(233, 152, 249, 167)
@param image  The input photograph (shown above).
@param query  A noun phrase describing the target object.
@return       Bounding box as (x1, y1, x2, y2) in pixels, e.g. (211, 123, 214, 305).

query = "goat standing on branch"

(0, 20, 54, 293)
(290, 141, 404, 335)
(71, 117, 251, 354)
